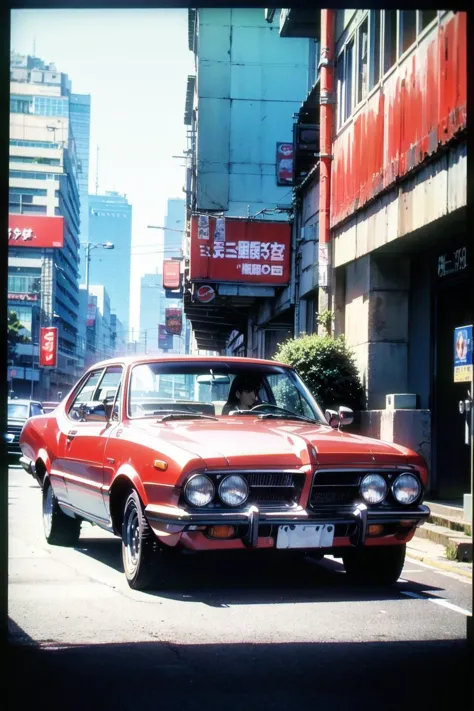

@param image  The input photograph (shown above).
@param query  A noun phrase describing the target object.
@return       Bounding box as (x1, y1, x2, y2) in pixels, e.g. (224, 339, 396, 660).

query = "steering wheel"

(249, 403, 293, 414)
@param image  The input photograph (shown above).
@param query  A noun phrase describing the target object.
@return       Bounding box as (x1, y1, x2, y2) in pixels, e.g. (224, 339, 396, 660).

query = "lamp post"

(84, 241, 115, 296)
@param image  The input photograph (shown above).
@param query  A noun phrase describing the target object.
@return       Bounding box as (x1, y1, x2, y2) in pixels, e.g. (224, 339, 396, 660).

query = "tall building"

(110, 314, 127, 356)
(8, 52, 82, 398)
(140, 272, 164, 354)
(69, 93, 91, 267)
(88, 192, 132, 333)
(79, 284, 113, 367)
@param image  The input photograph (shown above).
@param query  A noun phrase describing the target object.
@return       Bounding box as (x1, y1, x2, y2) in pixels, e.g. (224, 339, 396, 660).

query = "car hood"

(135, 417, 410, 468)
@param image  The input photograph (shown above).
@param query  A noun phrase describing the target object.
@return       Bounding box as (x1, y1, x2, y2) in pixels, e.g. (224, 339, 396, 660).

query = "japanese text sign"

(163, 260, 181, 290)
(454, 325, 473, 383)
(8, 215, 64, 249)
(39, 327, 58, 368)
(190, 216, 291, 285)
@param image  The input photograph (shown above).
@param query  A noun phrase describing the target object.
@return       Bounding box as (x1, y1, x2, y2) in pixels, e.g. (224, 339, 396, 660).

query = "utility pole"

(95, 145, 99, 195)
(144, 330, 148, 354)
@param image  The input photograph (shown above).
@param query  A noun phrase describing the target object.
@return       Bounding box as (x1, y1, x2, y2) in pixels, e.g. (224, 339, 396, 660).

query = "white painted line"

(406, 556, 472, 584)
(401, 590, 472, 617)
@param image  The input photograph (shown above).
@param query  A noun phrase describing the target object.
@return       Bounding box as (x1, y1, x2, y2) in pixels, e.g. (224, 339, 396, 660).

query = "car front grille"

(245, 471, 304, 506)
(309, 470, 362, 511)
(6, 424, 23, 452)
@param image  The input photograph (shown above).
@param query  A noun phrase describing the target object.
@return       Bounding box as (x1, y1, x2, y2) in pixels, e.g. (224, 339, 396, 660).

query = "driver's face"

(237, 388, 258, 409)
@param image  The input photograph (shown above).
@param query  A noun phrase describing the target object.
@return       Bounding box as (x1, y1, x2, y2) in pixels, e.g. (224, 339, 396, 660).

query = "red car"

(19, 355, 430, 590)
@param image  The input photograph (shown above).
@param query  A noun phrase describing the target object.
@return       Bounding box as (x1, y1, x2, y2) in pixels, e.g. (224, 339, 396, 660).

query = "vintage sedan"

(19, 356, 430, 590)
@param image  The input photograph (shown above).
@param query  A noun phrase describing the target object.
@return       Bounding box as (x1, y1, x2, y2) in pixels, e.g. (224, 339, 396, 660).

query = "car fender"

(110, 464, 148, 506)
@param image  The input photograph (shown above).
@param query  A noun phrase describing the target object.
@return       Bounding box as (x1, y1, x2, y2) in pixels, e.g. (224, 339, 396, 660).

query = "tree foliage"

(8, 310, 30, 360)
(273, 333, 365, 411)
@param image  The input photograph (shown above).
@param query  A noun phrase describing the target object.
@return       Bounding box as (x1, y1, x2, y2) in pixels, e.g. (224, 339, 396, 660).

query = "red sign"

(39, 327, 58, 368)
(165, 307, 182, 336)
(163, 260, 181, 290)
(87, 302, 97, 327)
(8, 215, 64, 249)
(190, 217, 291, 285)
(158, 324, 172, 350)
(8, 293, 39, 302)
(276, 142, 294, 185)
(196, 285, 216, 303)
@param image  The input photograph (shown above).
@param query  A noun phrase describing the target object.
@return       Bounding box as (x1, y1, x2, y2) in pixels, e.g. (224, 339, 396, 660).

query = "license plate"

(276, 524, 335, 549)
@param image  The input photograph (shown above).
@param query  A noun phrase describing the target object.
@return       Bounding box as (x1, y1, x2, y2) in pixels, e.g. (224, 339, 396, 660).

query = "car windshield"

(8, 403, 28, 419)
(128, 361, 326, 423)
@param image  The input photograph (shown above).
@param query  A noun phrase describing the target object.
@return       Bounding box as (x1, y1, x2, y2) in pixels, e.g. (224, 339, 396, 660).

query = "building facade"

(140, 272, 164, 354)
(8, 53, 82, 399)
(88, 191, 133, 334)
(163, 198, 186, 353)
(69, 93, 91, 265)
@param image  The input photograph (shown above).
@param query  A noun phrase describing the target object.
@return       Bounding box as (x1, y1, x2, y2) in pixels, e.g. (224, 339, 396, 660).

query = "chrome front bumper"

(145, 502, 431, 549)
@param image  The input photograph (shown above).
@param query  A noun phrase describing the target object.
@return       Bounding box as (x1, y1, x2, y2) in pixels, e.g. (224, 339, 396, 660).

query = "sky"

(11, 9, 195, 335)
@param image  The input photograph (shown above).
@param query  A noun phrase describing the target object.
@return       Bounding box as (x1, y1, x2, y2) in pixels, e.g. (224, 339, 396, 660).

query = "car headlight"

(184, 474, 215, 507)
(360, 473, 387, 504)
(218, 475, 249, 507)
(392, 473, 421, 505)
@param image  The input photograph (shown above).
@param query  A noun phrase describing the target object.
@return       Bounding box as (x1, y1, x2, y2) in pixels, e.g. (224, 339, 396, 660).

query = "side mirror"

(325, 406, 354, 429)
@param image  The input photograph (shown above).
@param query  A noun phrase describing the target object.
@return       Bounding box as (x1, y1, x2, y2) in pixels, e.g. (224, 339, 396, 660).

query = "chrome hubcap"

(124, 507, 140, 573)
(43, 485, 53, 536)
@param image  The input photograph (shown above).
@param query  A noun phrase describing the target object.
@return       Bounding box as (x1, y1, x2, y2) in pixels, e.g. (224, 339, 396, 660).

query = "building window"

(357, 16, 369, 103)
(369, 10, 381, 89)
(383, 10, 398, 74)
(419, 10, 437, 32)
(336, 37, 355, 128)
(399, 10, 417, 55)
(9, 187, 47, 196)
(21, 205, 47, 214)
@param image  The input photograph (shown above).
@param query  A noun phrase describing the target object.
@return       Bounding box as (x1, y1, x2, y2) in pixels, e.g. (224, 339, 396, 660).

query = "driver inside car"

(222, 375, 262, 415)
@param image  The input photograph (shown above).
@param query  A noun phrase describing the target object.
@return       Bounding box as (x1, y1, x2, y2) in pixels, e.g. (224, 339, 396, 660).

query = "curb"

(406, 549, 472, 580)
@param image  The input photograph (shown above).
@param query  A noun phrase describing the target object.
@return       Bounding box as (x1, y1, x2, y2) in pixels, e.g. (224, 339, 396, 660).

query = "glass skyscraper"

(88, 192, 132, 333)
(69, 93, 91, 270)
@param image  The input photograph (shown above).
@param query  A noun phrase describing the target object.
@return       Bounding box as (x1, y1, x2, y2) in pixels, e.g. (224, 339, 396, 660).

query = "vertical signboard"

(165, 307, 183, 336)
(276, 142, 294, 185)
(454, 325, 473, 383)
(39, 327, 58, 368)
(163, 260, 181, 290)
(158, 324, 172, 350)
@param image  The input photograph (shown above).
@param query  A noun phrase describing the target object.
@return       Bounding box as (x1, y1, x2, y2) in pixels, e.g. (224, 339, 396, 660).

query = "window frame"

(67, 368, 106, 421)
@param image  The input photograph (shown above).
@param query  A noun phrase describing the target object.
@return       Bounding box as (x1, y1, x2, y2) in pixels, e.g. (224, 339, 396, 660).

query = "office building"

(69, 93, 91, 268)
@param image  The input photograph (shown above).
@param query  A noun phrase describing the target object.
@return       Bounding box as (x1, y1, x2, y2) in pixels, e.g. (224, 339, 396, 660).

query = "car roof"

(86, 354, 291, 370)
(8, 399, 42, 405)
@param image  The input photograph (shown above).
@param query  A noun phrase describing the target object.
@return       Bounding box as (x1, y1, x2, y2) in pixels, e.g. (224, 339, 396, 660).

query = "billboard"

(8, 215, 64, 249)
(39, 327, 58, 368)
(87, 302, 97, 327)
(158, 324, 172, 350)
(163, 260, 181, 290)
(190, 216, 291, 285)
(165, 307, 183, 336)
(276, 142, 294, 185)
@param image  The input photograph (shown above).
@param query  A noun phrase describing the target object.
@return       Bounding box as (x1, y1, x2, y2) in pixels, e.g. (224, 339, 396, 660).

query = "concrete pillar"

(345, 253, 410, 409)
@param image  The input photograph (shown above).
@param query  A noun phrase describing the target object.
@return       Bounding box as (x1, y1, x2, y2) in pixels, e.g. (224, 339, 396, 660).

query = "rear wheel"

(342, 544, 406, 586)
(122, 489, 179, 591)
(43, 478, 81, 546)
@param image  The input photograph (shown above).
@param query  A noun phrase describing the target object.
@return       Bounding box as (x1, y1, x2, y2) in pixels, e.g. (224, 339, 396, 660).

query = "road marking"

(406, 555, 472, 584)
(401, 590, 472, 617)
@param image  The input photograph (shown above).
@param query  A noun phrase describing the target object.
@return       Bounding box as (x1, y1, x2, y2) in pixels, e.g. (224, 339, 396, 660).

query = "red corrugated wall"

(331, 12, 466, 227)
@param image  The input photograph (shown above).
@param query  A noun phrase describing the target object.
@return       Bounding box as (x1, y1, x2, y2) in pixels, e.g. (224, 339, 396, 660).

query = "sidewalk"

(407, 536, 472, 579)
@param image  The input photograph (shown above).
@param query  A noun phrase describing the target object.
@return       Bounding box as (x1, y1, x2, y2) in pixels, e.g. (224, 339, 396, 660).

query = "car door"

(57, 366, 123, 522)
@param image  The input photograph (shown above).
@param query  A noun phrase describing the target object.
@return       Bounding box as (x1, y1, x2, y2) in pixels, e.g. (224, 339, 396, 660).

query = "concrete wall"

(360, 409, 432, 472)
(196, 8, 310, 217)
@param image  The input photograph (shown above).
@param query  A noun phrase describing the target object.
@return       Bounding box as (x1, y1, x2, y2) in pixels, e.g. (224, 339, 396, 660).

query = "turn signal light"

(368, 524, 384, 536)
(153, 460, 168, 471)
(208, 525, 236, 539)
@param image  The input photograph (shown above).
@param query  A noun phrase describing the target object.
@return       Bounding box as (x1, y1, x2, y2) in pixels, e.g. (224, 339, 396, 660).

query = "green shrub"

(273, 333, 365, 412)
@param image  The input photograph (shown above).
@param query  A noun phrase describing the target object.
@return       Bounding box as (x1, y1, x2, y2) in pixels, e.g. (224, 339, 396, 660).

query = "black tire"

(43, 478, 81, 546)
(121, 489, 179, 591)
(342, 544, 406, 586)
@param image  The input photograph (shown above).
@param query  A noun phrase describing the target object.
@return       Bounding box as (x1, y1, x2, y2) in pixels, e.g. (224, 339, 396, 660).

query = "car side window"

(95, 366, 123, 421)
(68, 369, 104, 420)
(31, 404, 44, 417)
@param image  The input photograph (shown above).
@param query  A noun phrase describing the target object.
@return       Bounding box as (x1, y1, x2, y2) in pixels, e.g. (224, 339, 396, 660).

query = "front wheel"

(342, 544, 406, 586)
(43, 478, 81, 546)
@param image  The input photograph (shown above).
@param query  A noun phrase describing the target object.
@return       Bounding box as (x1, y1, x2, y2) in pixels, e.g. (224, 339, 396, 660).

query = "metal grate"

(310, 470, 361, 510)
(245, 471, 302, 506)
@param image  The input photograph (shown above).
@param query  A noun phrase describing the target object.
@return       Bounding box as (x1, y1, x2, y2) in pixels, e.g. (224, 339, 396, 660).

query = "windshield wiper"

(257, 413, 317, 424)
(157, 412, 218, 422)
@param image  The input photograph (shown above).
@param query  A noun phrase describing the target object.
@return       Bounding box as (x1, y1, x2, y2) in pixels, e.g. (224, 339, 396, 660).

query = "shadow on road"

(7, 618, 471, 711)
(75, 536, 445, 606)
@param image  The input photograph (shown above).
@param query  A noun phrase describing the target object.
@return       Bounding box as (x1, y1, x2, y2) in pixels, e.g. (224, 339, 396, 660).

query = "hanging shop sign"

(195, 285, 216, 303)
(438, 246, 468, 278)
(276, 142, 294, 186)
(87, 302, 97, 327)
(158, 324, 173, 350)
(454, 325, 473, 383)
(197, 214, 210, 240)
(8, 215, 64, 249)
(8, 292, 39, 302)
(165, 307, 183, 336)
(190, 217, 291, 285)
(163, 260, 181, 290)
(39, 327, 58, 368)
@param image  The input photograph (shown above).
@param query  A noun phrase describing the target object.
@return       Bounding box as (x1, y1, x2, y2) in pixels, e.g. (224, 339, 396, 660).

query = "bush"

(273, 333, 365, 412)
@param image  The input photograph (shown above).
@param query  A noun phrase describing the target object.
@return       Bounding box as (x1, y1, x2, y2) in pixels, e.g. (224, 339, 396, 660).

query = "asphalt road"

(7, 464, 473, 710)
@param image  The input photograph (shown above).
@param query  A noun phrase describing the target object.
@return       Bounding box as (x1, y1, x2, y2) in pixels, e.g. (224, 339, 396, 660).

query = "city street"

(8, 464, 472, 710)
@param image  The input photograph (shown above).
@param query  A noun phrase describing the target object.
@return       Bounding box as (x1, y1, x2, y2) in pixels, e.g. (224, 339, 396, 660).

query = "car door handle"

(66, 430, 77, 440)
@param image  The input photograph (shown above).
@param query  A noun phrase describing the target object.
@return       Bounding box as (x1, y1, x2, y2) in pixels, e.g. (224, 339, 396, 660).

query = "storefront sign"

(190, 217, 291, 285)
(195, 284, 216, 303)
(438, 246, 468, 278)
(165, 307, 183, 336)
(87, 302, 97, 327)
(39, 327, 58, 368)
(276, 143, 294, 186)
(8, 215, 64, 249)
(197, 215, 210, 240)
(8, 292, 39, 302)
(163, 260, 181, 290)
(454, 325, 473, 383)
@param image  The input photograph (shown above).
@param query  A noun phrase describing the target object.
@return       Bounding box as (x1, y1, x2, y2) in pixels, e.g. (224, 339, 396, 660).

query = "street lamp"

(84, 241, 114, 295)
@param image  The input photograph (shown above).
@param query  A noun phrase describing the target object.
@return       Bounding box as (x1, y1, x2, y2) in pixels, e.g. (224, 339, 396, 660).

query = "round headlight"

(360, 473, 387, 504)
(184, 474, 215, 507)
(392, 473, 421, 505)
(218, 475, 249, 507)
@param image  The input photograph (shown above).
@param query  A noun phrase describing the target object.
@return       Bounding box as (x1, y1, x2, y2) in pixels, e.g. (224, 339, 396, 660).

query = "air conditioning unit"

(293, 123, 320, 183)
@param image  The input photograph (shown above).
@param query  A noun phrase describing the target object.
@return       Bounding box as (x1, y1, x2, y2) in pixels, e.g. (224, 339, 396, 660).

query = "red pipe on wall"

(319, 9, 335, 249)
